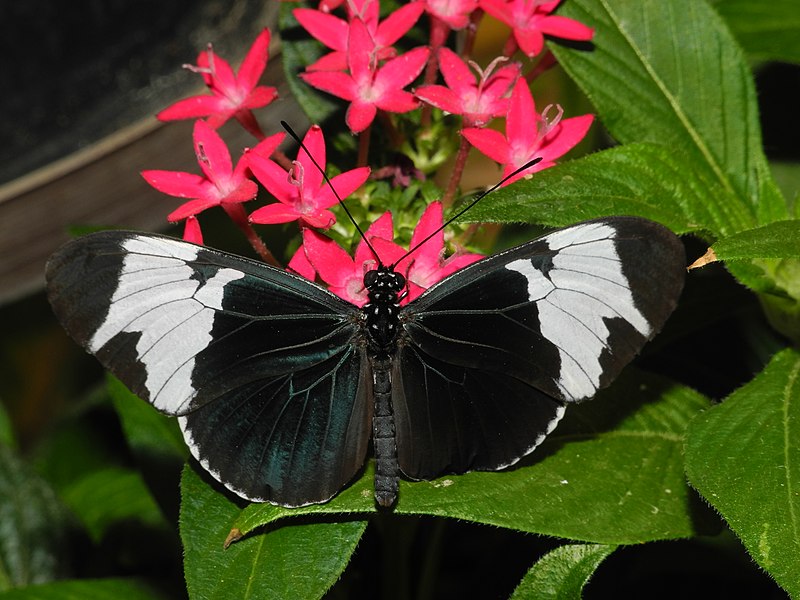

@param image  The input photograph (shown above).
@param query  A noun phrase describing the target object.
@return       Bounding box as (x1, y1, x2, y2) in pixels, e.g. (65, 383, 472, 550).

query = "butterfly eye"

(364, 269, 378, 288)
(391, 272, 406, 291)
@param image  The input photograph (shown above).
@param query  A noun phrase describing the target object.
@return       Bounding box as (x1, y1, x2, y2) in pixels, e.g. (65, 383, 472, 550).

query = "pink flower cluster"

(143, 0, 594, 304)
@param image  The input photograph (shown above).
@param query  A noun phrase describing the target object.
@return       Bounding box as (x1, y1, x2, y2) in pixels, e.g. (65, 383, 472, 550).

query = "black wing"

(46, 232, 371, 506)
(394, 217, 685, 479)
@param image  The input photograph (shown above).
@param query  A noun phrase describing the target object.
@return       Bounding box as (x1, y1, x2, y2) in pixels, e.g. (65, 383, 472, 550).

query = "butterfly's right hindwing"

(46, 231, 372, 506)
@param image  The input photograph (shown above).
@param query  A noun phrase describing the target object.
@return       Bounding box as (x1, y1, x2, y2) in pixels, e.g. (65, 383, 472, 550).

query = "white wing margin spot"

(89, 235, 245, 413)
(505, 223, 650, 402)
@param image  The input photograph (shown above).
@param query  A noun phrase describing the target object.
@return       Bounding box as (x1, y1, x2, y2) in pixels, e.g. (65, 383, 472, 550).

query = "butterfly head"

(364, 265, 406, 304)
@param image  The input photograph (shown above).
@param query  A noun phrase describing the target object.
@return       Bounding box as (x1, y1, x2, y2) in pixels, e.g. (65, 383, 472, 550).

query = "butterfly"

(45, 216, 684, 507)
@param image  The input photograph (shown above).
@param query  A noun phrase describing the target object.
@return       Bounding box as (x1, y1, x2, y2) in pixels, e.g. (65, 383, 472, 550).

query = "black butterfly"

(45, 216, 684, 507)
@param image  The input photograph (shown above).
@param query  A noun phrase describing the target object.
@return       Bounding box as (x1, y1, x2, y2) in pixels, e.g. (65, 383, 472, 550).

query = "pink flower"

(157, 29, 278, 137)
(295, 1, 424, 71)
(415, 48, 520, 127)
(248, 125, 371, 229)
(183, 216, 204, 244)
(294, 202, 483, 305)
(394, 202, 483, 302)
(300, 213, 403, 306)
(142, 120, 269, 222)
(423, 0, 479, 30)
(462, 79, 593, 185)
(480, 0, 594, 57)
(300, 18, 430, 133)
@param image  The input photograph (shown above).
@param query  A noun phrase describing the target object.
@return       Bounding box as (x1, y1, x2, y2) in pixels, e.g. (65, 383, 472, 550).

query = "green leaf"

(107, 376, 187, 461)
(107, 376, 187, 515)
(552, 0, 787, 233)
(0, 445, 71, 591)
(509, 543, 617, 600)
(464, 143, 720, 236)
(685, 348, 800, 597)
(711, 220, 800, 260)
(180, 466, 366, 600)
(0, 578, 166, 600)
(713, 0, 800, 64)
(233, 370, 711, 545)
(60, 467, 166, 543)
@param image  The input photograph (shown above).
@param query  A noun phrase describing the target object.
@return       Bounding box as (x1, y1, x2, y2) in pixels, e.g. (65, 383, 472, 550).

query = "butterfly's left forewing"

(46, 232, 372, 506)
(394, 217, 685, 479)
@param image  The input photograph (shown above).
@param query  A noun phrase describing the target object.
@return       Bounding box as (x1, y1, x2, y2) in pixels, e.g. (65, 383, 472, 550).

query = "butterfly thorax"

(362, 265, 405, 359)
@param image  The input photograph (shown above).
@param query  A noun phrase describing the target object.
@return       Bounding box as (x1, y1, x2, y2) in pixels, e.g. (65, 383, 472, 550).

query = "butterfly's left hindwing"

(394, 217, 684, 479)
(46, 232, 371, 506)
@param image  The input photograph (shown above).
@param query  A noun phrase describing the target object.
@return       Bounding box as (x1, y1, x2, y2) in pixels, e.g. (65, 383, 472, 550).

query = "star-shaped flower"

(480, 0, 594, 57)
(394, 202, 483, 302)
(415, 48, 519, 127)
(297, 213, 402, 306)
(295, 0, 424, 72)
(157, 29, 278, 137)
(142, 120, 271, 222)
(462, 79, 594, 185)
(248, 125, 371, 229)
(293, 202, 483, 305)
(300, 18, 430, 134)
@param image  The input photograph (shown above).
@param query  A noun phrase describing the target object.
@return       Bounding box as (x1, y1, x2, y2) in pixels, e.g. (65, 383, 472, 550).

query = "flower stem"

(357, 124, 372, 168)
(461, 9, 484, 58)
(236, 111, 266, 140)
(421, 17, 450, 128)
(526, 50, 557, 82)
(441, 135, 472, 209)
(271, 149, 294, 171)
(222, 203, 279, 266)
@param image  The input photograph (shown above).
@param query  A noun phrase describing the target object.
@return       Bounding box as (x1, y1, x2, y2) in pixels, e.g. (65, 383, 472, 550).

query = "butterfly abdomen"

(372, 358, 399, 507)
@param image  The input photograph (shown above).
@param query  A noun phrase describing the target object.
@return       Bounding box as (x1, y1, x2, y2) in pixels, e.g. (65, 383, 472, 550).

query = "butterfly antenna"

(280, 121, 382, 265)
(391, 157, 543, 268)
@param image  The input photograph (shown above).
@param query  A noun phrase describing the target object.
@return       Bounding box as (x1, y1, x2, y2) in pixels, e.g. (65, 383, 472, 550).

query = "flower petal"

(247, 154, 293, 203)
(539, 114, 594, 161)
(302, 229, 355, 287)
(237, 29, 271, 92)
(248, 202, 301, 225)
(515, 26, 546, 57)
(415, 85, 463, 115)
(437, 47, 475, 94)
(141, 170, 208, 198)
(298, 125, 326, 191)
(462, 127, 510, 164)
(300, 71, 358, 101)
(294, 8, 348, 50)
(157, 95, 230, 122)
(287, 243, 317, 280)
(375, 46, 430, 90)
(193, 120, 233, 181)
(243, 85, 279, 109)
(376, 2, 425, 46)
(198, 48, 237, 94)
(347, 17, 376, 83)
(346, 100, 378, 133)
(538, 15, 594, 41)
(167, 197, 221, 222)
(182, 216, 204, 244)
